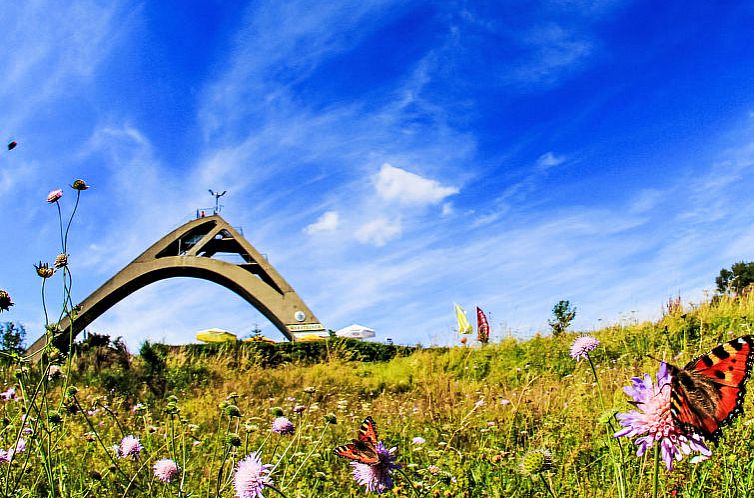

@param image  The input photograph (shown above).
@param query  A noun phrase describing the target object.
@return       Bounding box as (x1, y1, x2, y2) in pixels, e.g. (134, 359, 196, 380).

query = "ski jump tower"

(27, 214, 325, 359)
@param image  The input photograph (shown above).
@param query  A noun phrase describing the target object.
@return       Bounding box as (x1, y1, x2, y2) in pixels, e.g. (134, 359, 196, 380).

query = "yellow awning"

(243, 335, 276, 344)
(196, 328, 237, 343)
(295, 334, 327, 342)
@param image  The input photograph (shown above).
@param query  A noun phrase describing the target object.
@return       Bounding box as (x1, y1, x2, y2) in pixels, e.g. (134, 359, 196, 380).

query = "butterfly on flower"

(334, 416, 380, 465)
(665, 335, 754, 442)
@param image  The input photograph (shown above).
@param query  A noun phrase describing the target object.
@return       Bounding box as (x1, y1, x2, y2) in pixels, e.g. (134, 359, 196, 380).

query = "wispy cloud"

(355, 217, 402, 247)
(0, 1, 128, 131)
(374, 163, 459, 205)
(536, 152, 567, 170)
(304, 211, 339, 234)
(510, 24, 592, 86)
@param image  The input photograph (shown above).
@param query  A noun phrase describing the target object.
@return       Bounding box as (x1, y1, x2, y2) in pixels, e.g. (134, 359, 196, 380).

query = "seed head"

(54, 253, 68, 269)
(270, 406, 284, 417)
(226, 433, 242, 447)
(0, 290, 13, 312)
(519, 449, 554, 476)
(224, 404, 242, 418)
(71, 179, 90, 191)
(35, 262, 54, 279)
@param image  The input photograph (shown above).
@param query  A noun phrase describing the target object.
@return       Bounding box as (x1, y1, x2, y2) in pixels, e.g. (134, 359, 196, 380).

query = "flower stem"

(266, 484, 289, 498)
(586, 354, 604, 410)
(396, 467, 423, 497)
(41, 278, 49, 328)
(540, 474, 558, 498)
(284, 423, 330, 486)
(652, 442, 660, 498)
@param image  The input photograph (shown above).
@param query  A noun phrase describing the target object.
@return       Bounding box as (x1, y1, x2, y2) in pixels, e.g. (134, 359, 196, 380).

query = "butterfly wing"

(334, 441, 379, 464)
(334, 417, 380, 464)
(670, 335, 754, 442)
(358, 416, 379, 446)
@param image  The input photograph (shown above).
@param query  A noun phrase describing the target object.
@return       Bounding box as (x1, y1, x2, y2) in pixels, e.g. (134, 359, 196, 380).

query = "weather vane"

(208, 189, 227, 214)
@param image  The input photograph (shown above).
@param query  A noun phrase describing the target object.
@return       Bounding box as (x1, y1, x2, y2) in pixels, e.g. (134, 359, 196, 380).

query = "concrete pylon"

(27, 214, 324, 359)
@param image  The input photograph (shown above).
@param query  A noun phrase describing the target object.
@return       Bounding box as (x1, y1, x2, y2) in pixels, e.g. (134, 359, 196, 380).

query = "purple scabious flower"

(412, 436, 425, 445)
(0, 387, 17, 401)
(271, 416, 295, 435)
(153, 458, 180, 483)
(350, 442, 401, 494)
(116, 435, 143, 459)
(614, 362, 711, 470)
(570, 336, 600, 360)
(234, 451, 273, 498)
(0, 438, 26, 463)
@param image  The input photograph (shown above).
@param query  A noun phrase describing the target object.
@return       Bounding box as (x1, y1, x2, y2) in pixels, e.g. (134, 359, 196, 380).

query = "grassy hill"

(4, 294, 754, 497)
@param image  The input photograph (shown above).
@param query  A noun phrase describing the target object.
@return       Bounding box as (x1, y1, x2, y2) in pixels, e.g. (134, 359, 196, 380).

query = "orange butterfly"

(666, 335, 754, 442)
(334, 416, 380, 465)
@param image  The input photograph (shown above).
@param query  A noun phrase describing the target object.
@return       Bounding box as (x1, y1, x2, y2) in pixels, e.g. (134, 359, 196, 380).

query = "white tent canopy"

(335, 324, 376, 339)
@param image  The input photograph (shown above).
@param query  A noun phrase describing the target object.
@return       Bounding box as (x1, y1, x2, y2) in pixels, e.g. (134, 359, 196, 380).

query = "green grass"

(5, 294, 754, 496)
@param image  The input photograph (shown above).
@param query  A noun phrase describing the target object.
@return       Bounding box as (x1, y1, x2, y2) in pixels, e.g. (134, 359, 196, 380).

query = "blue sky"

(2, 1, 754, 348)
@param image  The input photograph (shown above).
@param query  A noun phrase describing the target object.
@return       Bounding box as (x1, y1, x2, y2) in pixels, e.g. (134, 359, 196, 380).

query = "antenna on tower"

(208, 189, 227, 214)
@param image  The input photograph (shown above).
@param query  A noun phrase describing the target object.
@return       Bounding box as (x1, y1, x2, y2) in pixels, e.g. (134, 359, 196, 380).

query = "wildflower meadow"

(4, 184, 754, 497)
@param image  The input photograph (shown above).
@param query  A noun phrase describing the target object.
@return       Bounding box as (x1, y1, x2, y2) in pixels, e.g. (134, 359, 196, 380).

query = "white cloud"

(441, 202, 454, 216)
(512, 24, 592, 86)
(355, 217, 402, 246)
(305, 211, 339, 234)
(374, 163, 459, 206)
(536, 152, 566, 170)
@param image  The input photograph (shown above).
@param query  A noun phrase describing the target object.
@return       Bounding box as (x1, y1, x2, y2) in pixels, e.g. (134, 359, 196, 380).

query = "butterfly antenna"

(646, 354, 664, 363)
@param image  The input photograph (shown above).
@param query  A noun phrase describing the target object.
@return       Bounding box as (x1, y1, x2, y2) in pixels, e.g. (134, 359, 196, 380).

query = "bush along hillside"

(5, 182, 754, 496)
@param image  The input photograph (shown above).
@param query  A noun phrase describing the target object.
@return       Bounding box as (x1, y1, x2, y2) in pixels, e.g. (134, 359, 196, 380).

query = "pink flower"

(293, 404, 306, 414)
(234, 451, 273, 498)
(153, 458, 180, 483)
(0, 438, 26, 463)
(116, 435, 143, 459)
(47, 189, 63, 203)
(412, 437, 425, 445)
(0, 387, 17, 401)
(272, 416, 294, 435)
(570, 336, 600, 360)
(350, 442, 401, 494)
(614, 362, 711, 470)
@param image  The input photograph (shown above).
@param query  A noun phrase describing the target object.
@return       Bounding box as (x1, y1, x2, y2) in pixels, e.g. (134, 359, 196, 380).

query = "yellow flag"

(454, 303, 473, 334)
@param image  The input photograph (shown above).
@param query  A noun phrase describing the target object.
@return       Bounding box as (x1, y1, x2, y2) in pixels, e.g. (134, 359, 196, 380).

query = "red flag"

(476, 307, 489, 343)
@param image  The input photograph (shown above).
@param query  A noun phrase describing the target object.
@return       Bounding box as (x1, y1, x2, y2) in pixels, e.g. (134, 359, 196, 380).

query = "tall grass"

(3, 294, 754, 496)
(5, 184, 754, 496)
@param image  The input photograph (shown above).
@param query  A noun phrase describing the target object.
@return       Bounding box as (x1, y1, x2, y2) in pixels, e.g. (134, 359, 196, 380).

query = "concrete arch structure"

(27, 215, 324, 358)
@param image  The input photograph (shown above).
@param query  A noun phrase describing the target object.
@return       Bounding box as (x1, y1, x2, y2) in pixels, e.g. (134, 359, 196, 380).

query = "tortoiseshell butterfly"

(666, 335, 754, 442)
(334, 416, 380, 465)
